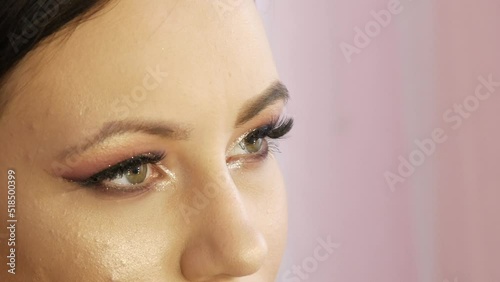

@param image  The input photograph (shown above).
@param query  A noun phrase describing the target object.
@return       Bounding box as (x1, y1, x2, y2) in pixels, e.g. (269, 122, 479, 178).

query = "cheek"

(12, 154, 288, 280)
(15, 175, 179, 281)
(16, 184, 110, 280)
(96, 226, 172, 281)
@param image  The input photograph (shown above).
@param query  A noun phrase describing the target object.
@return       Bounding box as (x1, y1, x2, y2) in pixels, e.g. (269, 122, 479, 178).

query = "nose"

(180, 163, 269, 281)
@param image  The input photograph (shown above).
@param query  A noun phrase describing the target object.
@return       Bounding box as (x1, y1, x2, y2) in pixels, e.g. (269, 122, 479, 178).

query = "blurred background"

(255, 0, 500, 281)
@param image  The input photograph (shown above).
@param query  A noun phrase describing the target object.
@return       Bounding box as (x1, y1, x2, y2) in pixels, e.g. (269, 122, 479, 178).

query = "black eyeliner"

(77, 152, 165, 187)
(76, 117, 293, 188)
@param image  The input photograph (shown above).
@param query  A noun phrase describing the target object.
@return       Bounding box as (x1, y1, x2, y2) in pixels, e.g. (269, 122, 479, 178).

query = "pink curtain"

(257, 0, 500, 281)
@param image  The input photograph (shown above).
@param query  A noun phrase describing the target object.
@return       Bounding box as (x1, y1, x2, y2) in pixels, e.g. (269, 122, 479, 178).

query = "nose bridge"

(181, 157, 237, 220)
(186, 158, 255, 240)
(180, 160, 269, 280)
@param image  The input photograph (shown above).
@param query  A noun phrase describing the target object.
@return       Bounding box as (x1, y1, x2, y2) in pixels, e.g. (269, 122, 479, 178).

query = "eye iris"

(125, 164, 148, 185)
(243, 136, 263, 153)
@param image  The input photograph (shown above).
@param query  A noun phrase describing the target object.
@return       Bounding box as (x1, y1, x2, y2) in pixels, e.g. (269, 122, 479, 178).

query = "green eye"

(227, 126, 272, 159)
(241, 136, 264, 154)
(124, 164, 148, 185)
(226, 118, 294, 161)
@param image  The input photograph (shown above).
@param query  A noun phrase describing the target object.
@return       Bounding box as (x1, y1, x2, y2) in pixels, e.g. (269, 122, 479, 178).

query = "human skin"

(0, 0, 289, 281)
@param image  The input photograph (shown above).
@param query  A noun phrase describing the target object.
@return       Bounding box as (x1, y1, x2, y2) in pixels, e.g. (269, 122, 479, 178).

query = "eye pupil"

(125, 164, 148, 185)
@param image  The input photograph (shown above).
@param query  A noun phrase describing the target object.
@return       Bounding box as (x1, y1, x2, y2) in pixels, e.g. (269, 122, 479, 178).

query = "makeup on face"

(58, 113, 293, 199)
(0, 1, 291, 279)
(53, 80, 293, 200)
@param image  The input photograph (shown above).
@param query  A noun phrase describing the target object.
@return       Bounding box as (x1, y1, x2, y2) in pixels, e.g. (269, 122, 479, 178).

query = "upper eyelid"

(91, 160, 135, 179)
(80, 165, 137, 186)
(77, 116, 293, 184)
(227, 117, 292, 153)
(79, 154, 163, 185)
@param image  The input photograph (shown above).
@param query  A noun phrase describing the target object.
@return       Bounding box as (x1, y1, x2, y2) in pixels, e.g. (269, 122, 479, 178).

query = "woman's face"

(0, 1, 289, 281)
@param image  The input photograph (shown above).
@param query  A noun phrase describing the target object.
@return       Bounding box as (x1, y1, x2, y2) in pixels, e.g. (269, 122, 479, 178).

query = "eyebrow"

(59, 80, 289, 159)
(235, 80, 290, 126)
(58, 120, 192, 160)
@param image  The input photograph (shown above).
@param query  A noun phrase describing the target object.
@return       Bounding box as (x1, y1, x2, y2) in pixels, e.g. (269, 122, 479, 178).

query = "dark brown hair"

(0, 0, 110, 82)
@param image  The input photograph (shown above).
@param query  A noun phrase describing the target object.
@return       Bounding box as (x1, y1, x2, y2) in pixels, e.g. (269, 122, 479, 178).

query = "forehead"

(2, 0, 278, 128)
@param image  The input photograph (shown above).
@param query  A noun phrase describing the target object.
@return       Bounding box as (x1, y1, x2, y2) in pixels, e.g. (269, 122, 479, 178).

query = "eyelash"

(237, 116, 294, 159)
(78, 152, 165, 187)
(77, 116, 294, 189)
(247, 116, 294, 141)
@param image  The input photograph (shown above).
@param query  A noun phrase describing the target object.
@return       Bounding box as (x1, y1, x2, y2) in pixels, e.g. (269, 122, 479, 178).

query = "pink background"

(256, 0, 500, 281)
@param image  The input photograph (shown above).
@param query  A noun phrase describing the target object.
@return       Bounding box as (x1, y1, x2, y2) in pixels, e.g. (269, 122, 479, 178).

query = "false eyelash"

(267, 116, 294, 139)
(246, 116, 294, 142)
(267, 141, 281, 154)
(78, 152, 165, 187)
